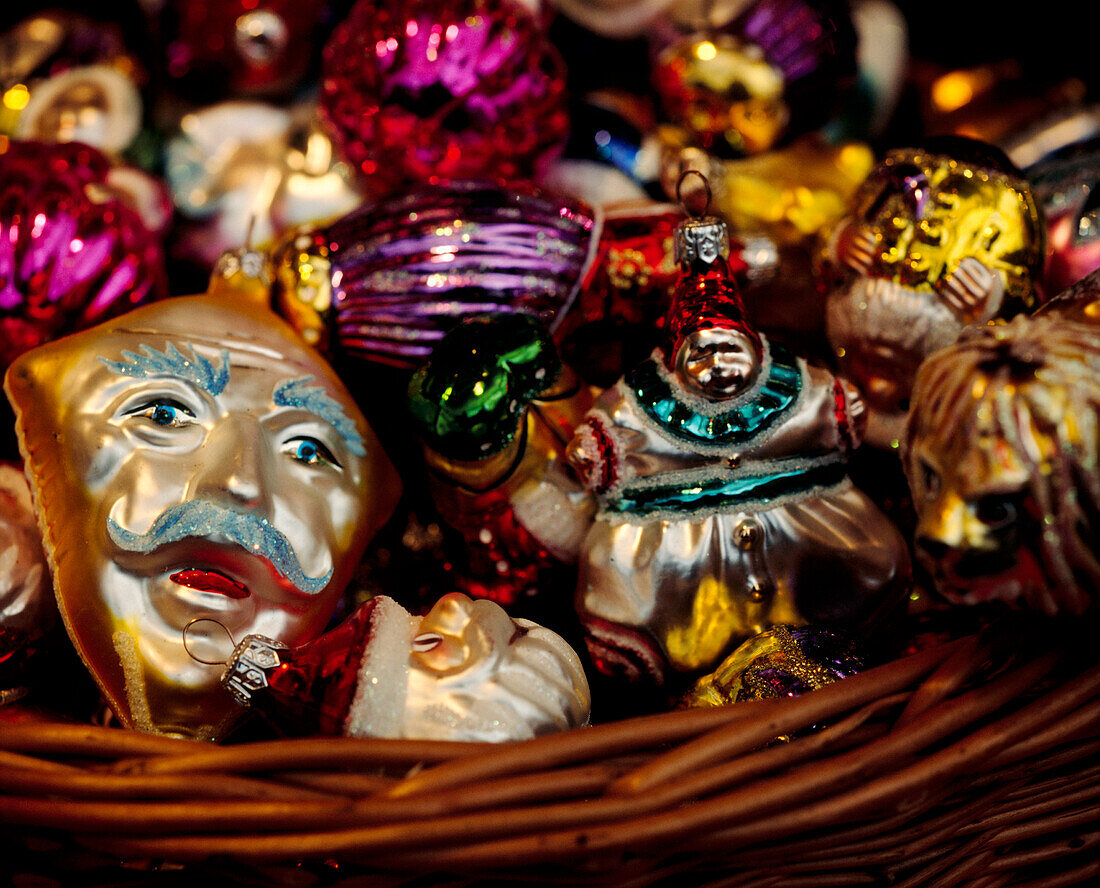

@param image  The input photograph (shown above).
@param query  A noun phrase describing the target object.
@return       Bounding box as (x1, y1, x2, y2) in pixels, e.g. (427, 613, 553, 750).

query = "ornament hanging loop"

(182, 618, 237, 666)
(677, 169, 713, 219)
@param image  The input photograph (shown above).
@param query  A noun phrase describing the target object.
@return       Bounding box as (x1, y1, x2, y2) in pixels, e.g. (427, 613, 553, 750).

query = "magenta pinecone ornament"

(0, 140, 167, 371)
(318, 0, 569, 195)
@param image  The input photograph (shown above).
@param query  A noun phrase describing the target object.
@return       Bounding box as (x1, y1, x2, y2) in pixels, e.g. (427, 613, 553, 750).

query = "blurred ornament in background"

(407, 313, 596, 607)
(820, 139, 1046, 449)
(319, 0, 570, 195)
(0, 139, 168, 373)
(0, 462, 55, 704)
(154, 0, 335, 98)
(13, 64, 142, 156)
(651, 0, 859, 159)
(165, 100, 363, 267)
(272, 179, 596, 368)
(912, 60, 1088, 152)
(683, 623, 864, 709)
(1026, 136, 1100, 297)
(0, 11, 144, 148)
(904, 279, 1100, 617)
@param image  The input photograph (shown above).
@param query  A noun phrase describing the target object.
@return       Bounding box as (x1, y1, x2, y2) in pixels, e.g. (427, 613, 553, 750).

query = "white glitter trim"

(343, 597, 418, 739)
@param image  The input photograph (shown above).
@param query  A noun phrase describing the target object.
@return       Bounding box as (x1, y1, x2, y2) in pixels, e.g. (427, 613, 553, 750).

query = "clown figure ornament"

(568, 210, 909, 685)
(4, 295, 401, 739)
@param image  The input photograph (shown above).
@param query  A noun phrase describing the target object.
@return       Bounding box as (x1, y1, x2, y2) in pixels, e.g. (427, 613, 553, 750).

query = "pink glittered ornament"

(319, 0, 569, 195)
(0, 141, 166, 371)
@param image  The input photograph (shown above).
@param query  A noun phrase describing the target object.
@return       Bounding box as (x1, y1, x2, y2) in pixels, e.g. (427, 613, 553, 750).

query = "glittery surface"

(99, 343, 230, 397)
(0, 140, 166, 371)
(106, 496, 333, 595)
(685, 624, 865, 709)
(273, 376, 366, 456)
(274, 179, 596, 368)
(319, 0, 569, 192)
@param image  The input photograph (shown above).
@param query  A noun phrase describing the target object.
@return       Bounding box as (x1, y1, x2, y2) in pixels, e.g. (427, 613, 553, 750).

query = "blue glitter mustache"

(107, 501, 332, 595)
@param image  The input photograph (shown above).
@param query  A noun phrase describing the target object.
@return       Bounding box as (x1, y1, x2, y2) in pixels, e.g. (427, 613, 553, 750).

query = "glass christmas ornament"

(156, 0, 331, 98)
(652, 0, 858, 158)
(0, 462, 55, 703)
(684, 623, 864, 708)
(318, 0, 570, 194)
(209, 592, 591, 741)
(272, 179, 596, 368)
(821, 138, 1046, 448)
(567, 204, 909, 685)
(1027, 136, 1100, 298)
(0, 139, 168, 374)
(4, 291, 402, 739)
(904, 275, 1100, 616)
(165, 101, 363, 267)
(408, 313, 596, 606)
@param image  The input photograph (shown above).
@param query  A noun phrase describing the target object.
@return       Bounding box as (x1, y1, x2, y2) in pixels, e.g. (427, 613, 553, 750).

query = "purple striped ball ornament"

(272, 179, 597, 369)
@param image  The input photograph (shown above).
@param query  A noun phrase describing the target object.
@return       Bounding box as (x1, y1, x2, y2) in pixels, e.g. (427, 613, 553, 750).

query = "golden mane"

(904, 314, 1100, 614)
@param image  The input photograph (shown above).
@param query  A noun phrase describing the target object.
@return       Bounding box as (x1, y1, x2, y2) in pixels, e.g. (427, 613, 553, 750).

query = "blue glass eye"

(152, 405, 178, 426)
(126, 398, 194, 428)
(286, 436, 340, 468)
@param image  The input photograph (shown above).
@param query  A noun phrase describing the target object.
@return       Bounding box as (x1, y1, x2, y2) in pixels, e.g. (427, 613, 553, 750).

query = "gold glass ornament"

(823, 143, 1045, 447)
(904, 290, 1100, 616)
(4, 294, 401, 738)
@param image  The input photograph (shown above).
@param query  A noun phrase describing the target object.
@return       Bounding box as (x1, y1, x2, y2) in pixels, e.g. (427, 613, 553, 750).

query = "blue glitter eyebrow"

(273, 377, 366, 456)
(99, 343, 230, 397)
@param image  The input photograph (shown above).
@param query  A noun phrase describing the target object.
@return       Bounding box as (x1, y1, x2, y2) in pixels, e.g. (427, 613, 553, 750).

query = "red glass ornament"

(159, 0, 330, 97)
(319, 0, 569, 194)
(0, 141, 166, 372)
(230, 598, 381, 736)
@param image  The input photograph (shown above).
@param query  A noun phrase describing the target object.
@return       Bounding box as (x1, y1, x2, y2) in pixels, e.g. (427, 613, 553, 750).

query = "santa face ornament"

(822, 143, 1045, 447)
(4, 294, 400, 738)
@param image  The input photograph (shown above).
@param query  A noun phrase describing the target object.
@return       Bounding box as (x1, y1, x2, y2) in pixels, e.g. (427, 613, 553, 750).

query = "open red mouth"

(170, 569, 250, 599)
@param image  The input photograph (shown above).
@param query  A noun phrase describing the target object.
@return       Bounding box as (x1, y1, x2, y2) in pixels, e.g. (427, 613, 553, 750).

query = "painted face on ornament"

(4, 294, 400, 738)
(675, 326, 761, 400)
(825, 147, 1044, 447)
(399, 593, 591, 741)
(903, 314, 1100, 617)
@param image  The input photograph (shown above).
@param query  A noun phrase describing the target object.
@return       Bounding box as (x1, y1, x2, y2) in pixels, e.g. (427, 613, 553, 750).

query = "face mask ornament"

(822, 142, 1045, 448)
(4, 294, 401, 739)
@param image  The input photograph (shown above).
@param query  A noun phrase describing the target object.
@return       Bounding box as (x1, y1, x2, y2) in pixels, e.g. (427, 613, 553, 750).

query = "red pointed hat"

(665, 215, 762, 364)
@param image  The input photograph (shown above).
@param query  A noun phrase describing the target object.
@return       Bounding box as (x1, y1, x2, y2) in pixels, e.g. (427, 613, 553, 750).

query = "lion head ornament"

(903, 302, 1100, 616)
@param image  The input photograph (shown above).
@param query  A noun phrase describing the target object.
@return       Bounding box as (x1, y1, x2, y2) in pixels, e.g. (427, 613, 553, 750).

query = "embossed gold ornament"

(823, 142, 1045, 447)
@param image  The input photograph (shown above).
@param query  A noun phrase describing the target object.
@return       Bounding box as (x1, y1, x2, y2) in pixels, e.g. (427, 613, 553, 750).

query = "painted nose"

(192, 414, 271, 512)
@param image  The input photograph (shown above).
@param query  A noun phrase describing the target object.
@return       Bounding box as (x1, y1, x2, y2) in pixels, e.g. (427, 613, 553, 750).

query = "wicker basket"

(2, 617, 1098, 888)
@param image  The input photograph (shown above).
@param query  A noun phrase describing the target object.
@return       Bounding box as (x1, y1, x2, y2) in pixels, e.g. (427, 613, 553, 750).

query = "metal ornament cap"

(222, 634, 289, 708)
(674, 216, 731, 268)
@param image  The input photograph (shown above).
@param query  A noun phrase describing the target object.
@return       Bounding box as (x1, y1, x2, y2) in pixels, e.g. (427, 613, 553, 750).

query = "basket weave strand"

(2, 626, 1099, 887)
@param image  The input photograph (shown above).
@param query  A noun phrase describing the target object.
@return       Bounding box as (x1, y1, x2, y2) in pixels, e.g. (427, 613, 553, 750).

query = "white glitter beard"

(826, 276, 963, 359)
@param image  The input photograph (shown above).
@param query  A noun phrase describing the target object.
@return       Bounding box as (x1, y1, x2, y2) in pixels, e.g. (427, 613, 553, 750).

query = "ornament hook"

(676, 169, 712, 219)
(182, 618, 237, 666)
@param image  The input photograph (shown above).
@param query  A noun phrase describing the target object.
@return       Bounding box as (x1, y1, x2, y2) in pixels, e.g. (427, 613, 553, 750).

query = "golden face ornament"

(903, 310, 1100, 616)
(824, 147, 1045, 447)
(4, 294, 401, 738)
